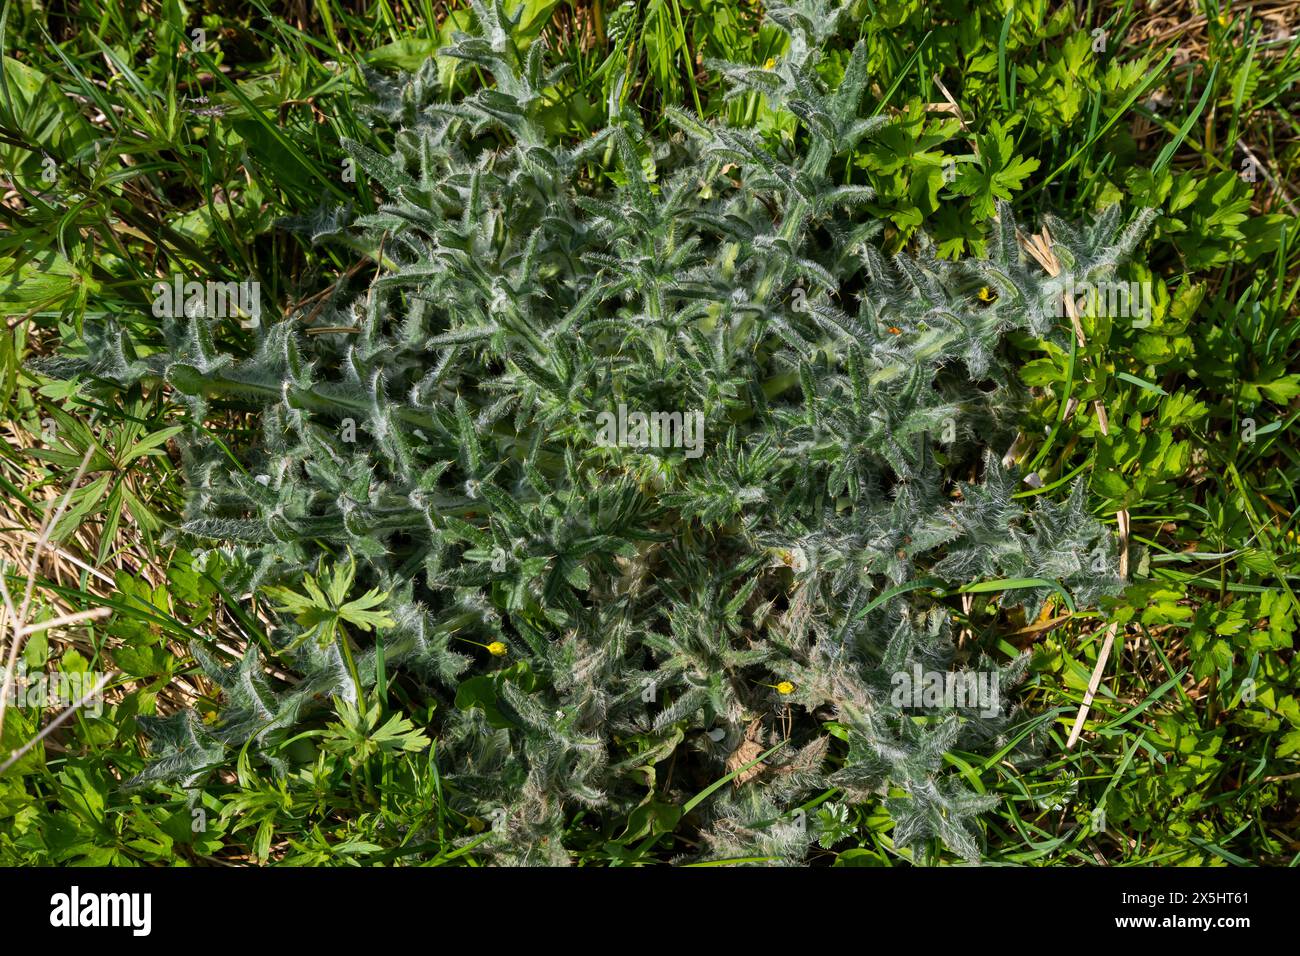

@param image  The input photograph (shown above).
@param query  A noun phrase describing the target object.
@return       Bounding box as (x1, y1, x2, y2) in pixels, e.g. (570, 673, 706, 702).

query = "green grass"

(0, 0, 1297, 865)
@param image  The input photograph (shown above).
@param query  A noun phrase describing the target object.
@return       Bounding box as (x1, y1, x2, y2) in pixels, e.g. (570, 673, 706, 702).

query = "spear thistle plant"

(35, 0, 1151, 863)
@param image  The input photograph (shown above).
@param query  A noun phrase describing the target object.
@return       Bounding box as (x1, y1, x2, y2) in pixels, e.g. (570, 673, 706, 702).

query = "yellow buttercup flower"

(977, 286, 997, 302)
(456, 635, 509, 658)
(776, 681, 795, 695)
(763, 57, 776, 70)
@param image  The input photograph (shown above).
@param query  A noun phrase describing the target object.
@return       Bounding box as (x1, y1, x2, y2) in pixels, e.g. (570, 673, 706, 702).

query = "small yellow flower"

(776, 681, 795, 695)
(487, 641, 508, 657)
(1217, 12, 1230, 27)
(977, 286, 997, 302)
(763, 57, 776, 70)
